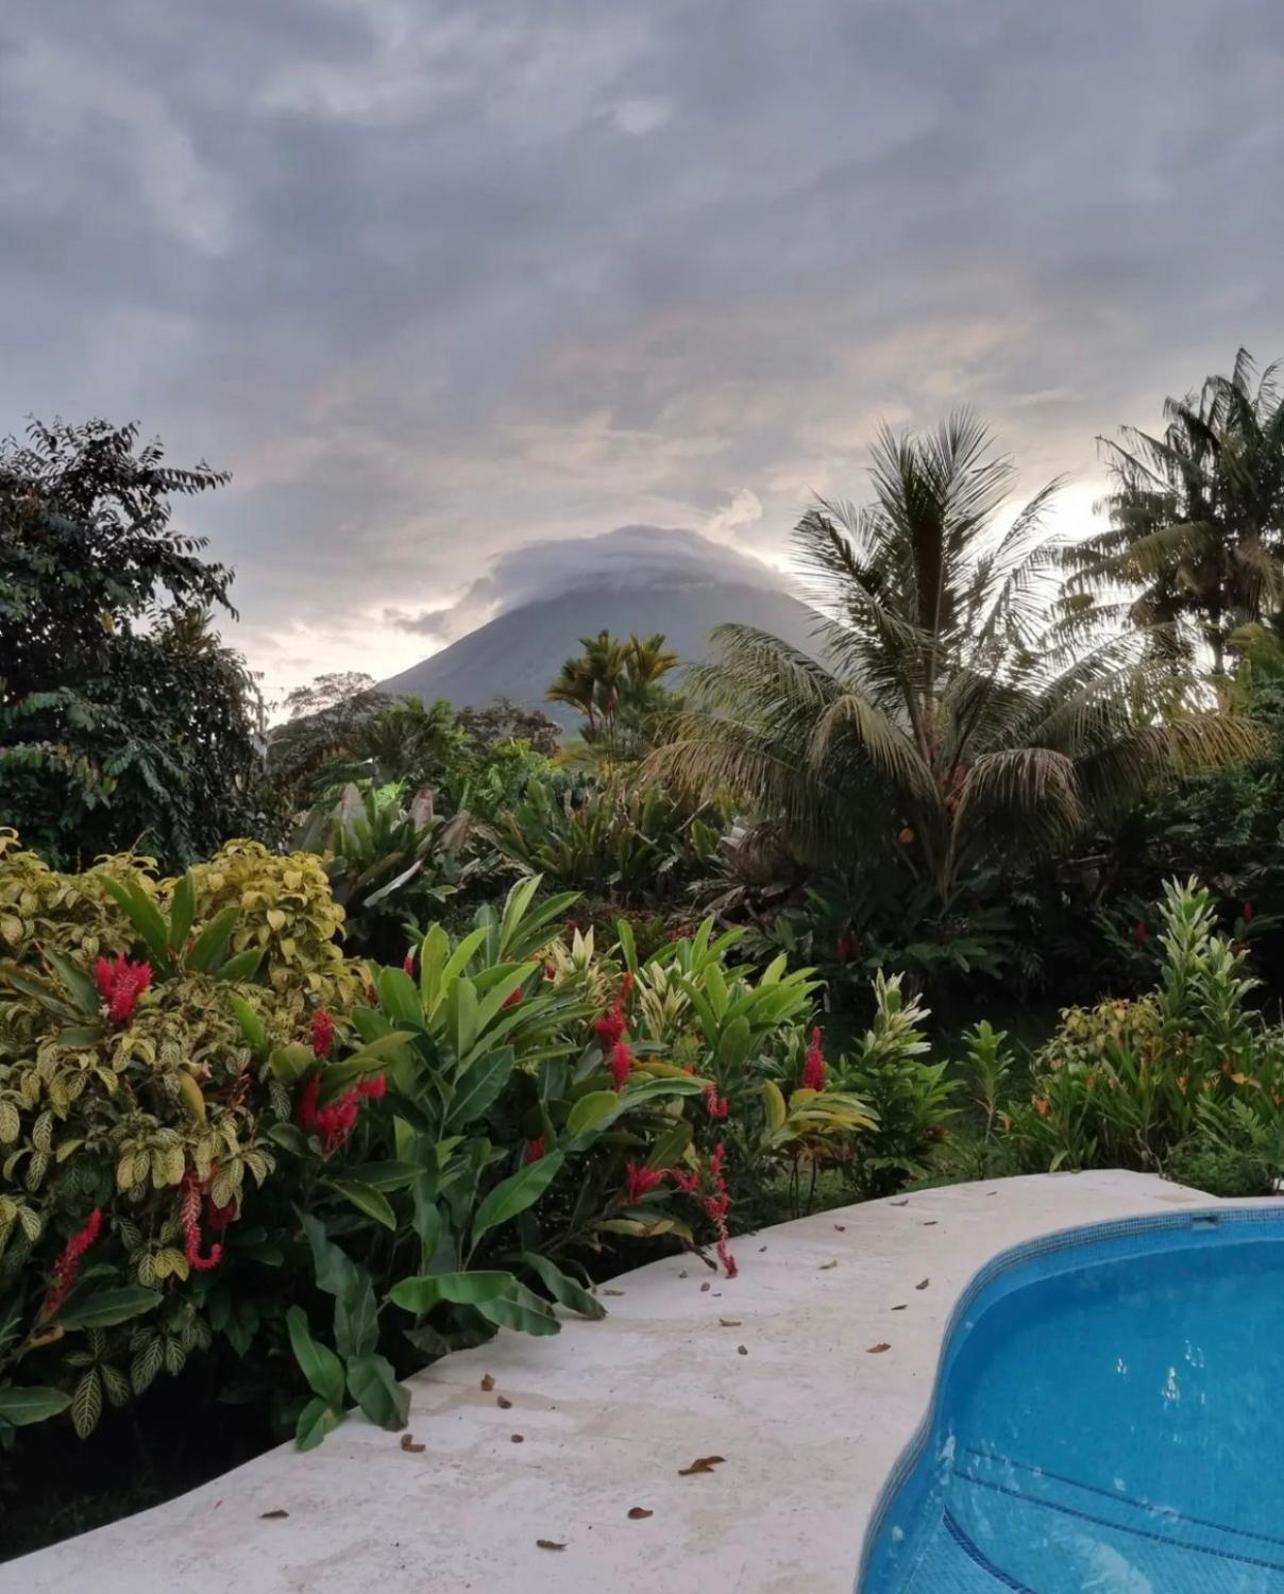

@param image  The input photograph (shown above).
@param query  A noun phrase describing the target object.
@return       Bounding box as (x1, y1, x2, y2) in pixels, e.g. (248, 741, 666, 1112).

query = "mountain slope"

(378, 526, 819, 727)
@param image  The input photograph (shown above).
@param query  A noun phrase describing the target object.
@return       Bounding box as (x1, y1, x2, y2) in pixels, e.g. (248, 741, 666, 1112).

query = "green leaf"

(470, 1152, 564, 1248)
(0, 1386, 71, 1426)
(269, 1042, 314, 1083)
(328, 1180, 397, 1231)
(334, 1277, 380, 1361)
(614, 915, 638, 974)
(565, 1090, 623, 1139)
(57, 1286, 162, 1331)
(447, 1047, 514, 1131)
(101, 877, 171, 965)
(449, 977, 479, 1059)
(189, 905, 240, 972)
(376, 967, 424, 1029)
(618, 1076, 706, 1109)
(342, 1161, 420, 1192)
(762, 1080, 787, 1132)
(319, 1031, 416, 1100)
(300, 1212, 365, 1300)
(388, 1270, 519, 1313)
(520, 1252, 606, 1320)
(168, 872, 197, 951)
(267, 1122, 309, 1156)
(346, 1354, 409, 1430)
(217, 947, 265, 982)
(473, 965, 537, 1039)
(285, 1306, 345, 1407)
(476, 1288, 561, 1337)
(295, 1395, 344, 1451)
(43, 951, 100, 1017)
(228, 994, 268, 1057)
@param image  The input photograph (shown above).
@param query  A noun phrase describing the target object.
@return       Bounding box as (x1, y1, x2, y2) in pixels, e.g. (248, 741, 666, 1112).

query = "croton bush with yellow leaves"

(0, 834, 877, 1452)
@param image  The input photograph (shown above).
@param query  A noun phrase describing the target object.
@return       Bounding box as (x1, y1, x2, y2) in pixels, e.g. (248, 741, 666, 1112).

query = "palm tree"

(547, 631, 680, 755)
(1067, 349, 1284, 676)
(649, 412, 1259, 905)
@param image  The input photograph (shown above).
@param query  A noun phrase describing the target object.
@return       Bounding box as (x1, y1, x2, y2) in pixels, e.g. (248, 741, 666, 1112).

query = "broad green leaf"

(228, 994, 268, 1056)
(0, 1386, 72, 1426)
(318, 1031, 416, 1100)
(269, 1041, 314, 1083)
(285, 1306, 345, 1407)
(470, 1152, 564, 1247)
(473, 965, 537, 1038)
(614, 916, 638, 974)
(189, 906, 240, 972)
(520, 1252, 605, 1320)
(476, 1288, 561, 1337)
(300, 1212, 365, 1300)
(295, 1395, 344, 1451)
(387, 1270, 518, 1313)
(334, 1276, 380, 1360)
(328, 1180, 397, 1231)
(448, 977, 479, 1059)
(57, 1286, 162, 1330)
(342, 1161, 419, 1192)
(43, 951, 99, 1017)
(618, 1076, 706, 1109)
(717, 1014, 752, 1070)
(346, 1354, 409, 1430)
(168, 872, 197, 951)
(762, 1079, 787, 1132)
(565, 1090, 622, 1139)
(101, 877, 170, 964)
(376, 967, 423, 1028)
(217, 947, 264, 982)
(447, 1048, 514, 1131)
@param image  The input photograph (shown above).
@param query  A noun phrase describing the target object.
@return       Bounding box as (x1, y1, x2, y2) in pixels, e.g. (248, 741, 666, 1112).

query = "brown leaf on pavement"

(679, 1455, 726, 1476)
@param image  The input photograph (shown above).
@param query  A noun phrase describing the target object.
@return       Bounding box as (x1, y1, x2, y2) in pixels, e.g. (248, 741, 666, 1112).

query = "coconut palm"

(650, 412, 1259, 904)
(1067, 349, 1284, 676)
(547, 630, 680, 758)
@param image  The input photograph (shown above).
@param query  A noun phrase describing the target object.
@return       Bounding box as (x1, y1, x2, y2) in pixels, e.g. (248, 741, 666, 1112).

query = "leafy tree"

(651, 412, 1258, 905)
(456, 697, 561, 756)
(547, 630, 680, 760)
(0, 418, 264, 868)
(1067, 349, 1284, 676)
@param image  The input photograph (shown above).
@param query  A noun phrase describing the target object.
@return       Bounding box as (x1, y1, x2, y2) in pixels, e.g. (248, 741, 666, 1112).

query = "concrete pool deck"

(5, 1171, 1237, 1594)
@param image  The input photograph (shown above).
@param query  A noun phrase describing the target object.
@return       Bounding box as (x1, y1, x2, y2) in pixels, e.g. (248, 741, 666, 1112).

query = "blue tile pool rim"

(852, 1199, 1283, 1591)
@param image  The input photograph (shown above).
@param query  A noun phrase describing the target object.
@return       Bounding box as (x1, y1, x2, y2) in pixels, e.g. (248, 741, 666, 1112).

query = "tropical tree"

(0, 417, 265, 868)
(1067, 349, 1284, 676)
(650, 413, 1259, 905)
(547, 630, 680, 759)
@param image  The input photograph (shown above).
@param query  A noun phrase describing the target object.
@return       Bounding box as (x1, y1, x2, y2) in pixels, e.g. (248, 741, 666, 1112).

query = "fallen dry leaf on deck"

(511, 1433, 525, 1443)
(819, 1260, 838, 1270)
(867, 1343, 892, 1354)
(497, 1395, 513, 1409)
(915, 1278, 930, 1291)
(718, 1317, 742, 1327)
(603, 1288, 625, 1296)
(891, 1304, 907, 1311)
(627, 1507, 654, 1520)
(890, 1199, 909, 1207)
(481, 1374, 495, 1391)
(737, 1345, 748, 1356)
(834, 1223, 846, 1232)
(259, 1509, 289, 1520)
(679, 1455, 726, 1475)
(399, 1435, 425, 1453)
(700, 1281, 711, 1292)
(536, 1539, 566, 1551)
(922, 1220, 938, 1227)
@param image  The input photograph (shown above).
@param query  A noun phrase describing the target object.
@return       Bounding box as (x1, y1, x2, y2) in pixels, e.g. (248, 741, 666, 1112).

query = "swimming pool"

(860, 1207, 1284, 1592)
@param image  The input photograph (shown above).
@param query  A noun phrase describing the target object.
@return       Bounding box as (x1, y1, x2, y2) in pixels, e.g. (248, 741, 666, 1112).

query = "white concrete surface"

(4, 1171, 1228, 1594)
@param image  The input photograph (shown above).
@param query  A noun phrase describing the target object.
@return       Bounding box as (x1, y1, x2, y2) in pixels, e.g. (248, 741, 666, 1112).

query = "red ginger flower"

(502, 986, 523, 1010)
(592, 973, 634, 1050)
(310, 1008, 334, 1059)
(40, 1208, 102, 1320)
(703, 1084, 729, 1120)
(179, 1172, 222, 1273)
(1133, 920, 1149, 946)
(357, 1073, 386, 1100)
(93, 955, 151, 1025)
(524, 1137, 546, 1164)
(624, 1163, 667, 1204)
(297, 1072, 385, 1155)
(609, 1039, 633, 1091)
(801, 1026, 826, 1092)
(672, 1142, 737, 1277)
(403, 950, 416, 976)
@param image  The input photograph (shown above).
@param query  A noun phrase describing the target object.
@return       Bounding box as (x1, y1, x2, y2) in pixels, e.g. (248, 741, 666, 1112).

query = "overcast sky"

(3, 0, 1283, 700)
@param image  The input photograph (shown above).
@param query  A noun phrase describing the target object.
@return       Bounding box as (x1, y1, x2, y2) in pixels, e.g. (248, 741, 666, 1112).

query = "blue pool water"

(861, 1210, 1284, 1592)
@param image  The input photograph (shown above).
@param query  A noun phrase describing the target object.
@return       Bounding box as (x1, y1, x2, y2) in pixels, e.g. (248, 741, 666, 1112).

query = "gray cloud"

(2, 0, 1283, 698)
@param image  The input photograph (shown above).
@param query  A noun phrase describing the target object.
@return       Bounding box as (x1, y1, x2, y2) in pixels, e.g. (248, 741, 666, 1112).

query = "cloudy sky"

(4, 0, 1283, 700)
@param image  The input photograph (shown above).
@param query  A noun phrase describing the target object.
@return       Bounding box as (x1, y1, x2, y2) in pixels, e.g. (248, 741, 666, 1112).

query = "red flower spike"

(802, 1026, 826, 1092)
(1133, 921, 1149, 946)
(296, 1074, 321, 1133)
(310, 1008, 335, 1060)
(703, 1084, 729, 1120)
(94, 955, 152, 1025)
(402, 950, 416, 976)
(179, 1172, 223, 1273)
(610, 1039, 633, 1091)
(502, 986, 523, 1010)
(40, 1208, 103, 1320)
(624, 1163, 667, 1204)
(524, 1137, 546, 1164)
(357, 1074, 386, 1100)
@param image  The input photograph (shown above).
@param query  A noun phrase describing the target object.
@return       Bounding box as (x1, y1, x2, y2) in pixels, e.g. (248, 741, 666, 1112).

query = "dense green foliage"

(0, 420, 264, 870)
